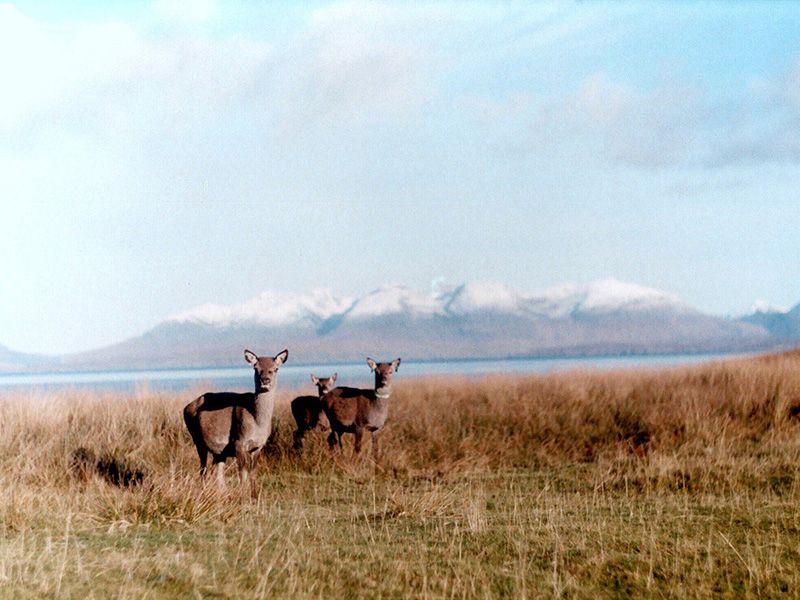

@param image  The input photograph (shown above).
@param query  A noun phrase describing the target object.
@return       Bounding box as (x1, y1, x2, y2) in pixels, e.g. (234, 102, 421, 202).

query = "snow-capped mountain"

(166, 278, 692, 328)
(48, 278, 777, 371)
(342, 284, 442, 320)
(566, 279, 691, 315)
(169, 288, 353, 328)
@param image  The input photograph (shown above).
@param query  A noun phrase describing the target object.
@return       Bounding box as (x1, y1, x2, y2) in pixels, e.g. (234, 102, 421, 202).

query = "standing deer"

(183, 348, 288, 488)
(291, 373, 337, 451)
(321, 358, 400, 460)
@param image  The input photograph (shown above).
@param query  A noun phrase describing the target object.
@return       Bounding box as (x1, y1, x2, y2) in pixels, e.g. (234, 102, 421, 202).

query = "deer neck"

(253, 389, 276, 428)
(374, 385, 392, 403)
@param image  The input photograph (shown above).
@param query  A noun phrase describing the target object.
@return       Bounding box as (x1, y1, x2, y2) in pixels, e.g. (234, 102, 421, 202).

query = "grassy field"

(2, 351, 800, 598)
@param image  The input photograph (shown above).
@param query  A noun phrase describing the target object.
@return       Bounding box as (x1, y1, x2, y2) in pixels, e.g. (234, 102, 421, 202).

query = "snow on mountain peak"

(577, 278, 689, 314)
(169, 288, 352, 327)
(166, 278, 692, 329)
(522, 283, 583, 318)
(445, 281, 521, 314)
(749, 299, 788, 315)
(347, 284, 442, 319)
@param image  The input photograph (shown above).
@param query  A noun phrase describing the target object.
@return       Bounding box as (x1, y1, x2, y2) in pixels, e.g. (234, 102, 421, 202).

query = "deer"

(321, 358, 400, 460)
(290, 373, 337, 451)
(183, 348, 288, 489)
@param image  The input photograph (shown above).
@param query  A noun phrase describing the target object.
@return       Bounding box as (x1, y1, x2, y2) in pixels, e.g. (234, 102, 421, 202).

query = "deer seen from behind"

(183, 348, 288, 490)
(321, 358, 400, 460)
(290, 373, 337, 450)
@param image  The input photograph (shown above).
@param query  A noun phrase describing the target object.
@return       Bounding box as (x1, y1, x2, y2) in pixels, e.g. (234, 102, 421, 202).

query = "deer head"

(311, 373, 337, 397)
(366, 358, 400, 389)
(244, 348, 289, 393)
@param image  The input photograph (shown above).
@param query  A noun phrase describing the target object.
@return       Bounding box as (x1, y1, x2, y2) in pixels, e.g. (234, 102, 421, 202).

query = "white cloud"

(512, 72, 711, 168)
(266, 0, 447, 137)
(469, 60, 800, 170)
(4, 1, 799, 205)
(0, 5, 272, 139)
(0, 0, 450, 158)
(539, 73, 698, 167)
(711, 62, 800, 166)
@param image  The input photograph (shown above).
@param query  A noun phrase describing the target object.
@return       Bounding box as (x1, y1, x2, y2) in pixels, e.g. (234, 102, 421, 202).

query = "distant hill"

(54, 279, 778, 371)
(741, 303, 800, 339)
(0, 343, 46, 372)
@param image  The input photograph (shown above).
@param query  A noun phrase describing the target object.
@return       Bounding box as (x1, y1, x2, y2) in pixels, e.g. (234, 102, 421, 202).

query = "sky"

(1, 0, 799, 355)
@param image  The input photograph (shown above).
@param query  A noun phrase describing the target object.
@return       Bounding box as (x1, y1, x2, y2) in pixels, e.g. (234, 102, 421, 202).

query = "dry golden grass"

(1, 350, 800, 597)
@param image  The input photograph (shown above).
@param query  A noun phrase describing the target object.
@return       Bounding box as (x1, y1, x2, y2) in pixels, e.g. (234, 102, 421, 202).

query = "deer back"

(322, 386, 383, 429)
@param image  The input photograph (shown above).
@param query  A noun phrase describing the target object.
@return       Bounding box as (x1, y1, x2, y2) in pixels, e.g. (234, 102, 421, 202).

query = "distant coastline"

(0, 351, 759, 394)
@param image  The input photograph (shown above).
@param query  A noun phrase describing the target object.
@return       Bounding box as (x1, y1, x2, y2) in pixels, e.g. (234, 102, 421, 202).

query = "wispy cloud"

(0, 4, 271, 137)
(268, 1, 439, 135)
(469, 60, 800, 169)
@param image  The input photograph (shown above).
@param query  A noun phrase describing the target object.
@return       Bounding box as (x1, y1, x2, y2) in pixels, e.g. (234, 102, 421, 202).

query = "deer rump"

(291, 395, 329, 431)
(185, 392, 260, 457)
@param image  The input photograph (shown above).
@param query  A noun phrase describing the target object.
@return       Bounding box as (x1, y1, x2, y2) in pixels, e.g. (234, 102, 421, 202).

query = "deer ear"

(310, 374, 319, 384)
(244, 349, 258, 365)
(392, 358, 401, 371)
(275, 349, 289, 366)
(366, 358, 377, 371)
(332, 372, 337, 382)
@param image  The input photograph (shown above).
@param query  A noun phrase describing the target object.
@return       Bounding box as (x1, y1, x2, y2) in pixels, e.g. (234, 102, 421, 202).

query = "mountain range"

(3, 278, 795, 373)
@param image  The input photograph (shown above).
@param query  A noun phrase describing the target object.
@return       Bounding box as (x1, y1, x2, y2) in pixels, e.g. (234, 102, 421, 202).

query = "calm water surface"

(0, 353, 747, 395)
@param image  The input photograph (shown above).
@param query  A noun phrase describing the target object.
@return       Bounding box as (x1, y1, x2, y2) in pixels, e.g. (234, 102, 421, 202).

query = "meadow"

(1, 350, 800, 598)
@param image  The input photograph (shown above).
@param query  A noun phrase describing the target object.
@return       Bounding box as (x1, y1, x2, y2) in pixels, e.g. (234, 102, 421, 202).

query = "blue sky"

(1, 1, 799, 354)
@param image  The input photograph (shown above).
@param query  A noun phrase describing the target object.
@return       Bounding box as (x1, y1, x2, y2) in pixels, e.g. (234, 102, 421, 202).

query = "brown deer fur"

(321, 358, 400, 460)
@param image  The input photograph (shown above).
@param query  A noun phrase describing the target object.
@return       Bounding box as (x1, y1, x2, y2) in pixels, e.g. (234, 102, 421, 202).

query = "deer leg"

(196, 446, 208, 480)
(293, 427, 305, 451)
(235, 443, 251, 486)
(354, 428, 364, 454)
(327, 431, 339, 451)
(212, 457, 226, 490)
(249, 449, 261, 499)
(371, 431, 380, 462)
